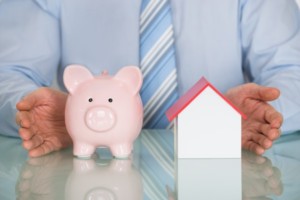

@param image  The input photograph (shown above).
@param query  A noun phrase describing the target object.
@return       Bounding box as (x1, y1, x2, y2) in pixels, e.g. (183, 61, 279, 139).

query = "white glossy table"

(0, 130, 300, 199)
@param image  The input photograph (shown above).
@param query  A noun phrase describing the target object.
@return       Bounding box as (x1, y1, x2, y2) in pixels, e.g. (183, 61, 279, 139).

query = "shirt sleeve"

(0, 0, 60, 137)
(240, 0, 300, 134)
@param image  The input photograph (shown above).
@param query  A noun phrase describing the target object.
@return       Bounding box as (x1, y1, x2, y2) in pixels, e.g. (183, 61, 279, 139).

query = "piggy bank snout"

(85, 107, 116, 132)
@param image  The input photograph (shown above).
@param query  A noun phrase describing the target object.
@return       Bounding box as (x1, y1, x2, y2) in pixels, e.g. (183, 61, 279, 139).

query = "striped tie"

(140, 0, 179, 129)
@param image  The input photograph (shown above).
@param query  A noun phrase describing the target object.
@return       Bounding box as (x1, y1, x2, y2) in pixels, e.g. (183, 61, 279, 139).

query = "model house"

(166, 77, 246, 158)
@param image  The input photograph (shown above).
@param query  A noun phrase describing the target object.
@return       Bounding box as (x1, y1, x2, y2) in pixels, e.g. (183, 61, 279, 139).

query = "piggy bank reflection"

(64, 65, 143, 158)
(65, 158, 143, 200)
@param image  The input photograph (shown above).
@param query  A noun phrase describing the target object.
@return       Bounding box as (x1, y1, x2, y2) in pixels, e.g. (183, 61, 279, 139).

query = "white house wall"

(177, 87, 241, 158)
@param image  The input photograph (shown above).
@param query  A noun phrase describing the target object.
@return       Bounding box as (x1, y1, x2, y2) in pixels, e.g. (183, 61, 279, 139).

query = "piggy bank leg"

(110, 143, 133, 159)
(73, 142, 95, 159)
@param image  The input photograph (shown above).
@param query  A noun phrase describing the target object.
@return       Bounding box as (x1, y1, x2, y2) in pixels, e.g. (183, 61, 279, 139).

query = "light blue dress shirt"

(0, 0, 300, 137)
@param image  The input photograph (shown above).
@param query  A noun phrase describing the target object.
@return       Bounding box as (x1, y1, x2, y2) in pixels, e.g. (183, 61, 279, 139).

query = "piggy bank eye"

(88, 98, 93, 102)
(108, 98, 113, 103)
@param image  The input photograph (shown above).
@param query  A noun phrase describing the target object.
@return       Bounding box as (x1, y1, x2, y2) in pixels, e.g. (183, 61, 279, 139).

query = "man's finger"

(15, 111, 22, 126)
(19, 128, 34, 140)
(229, 83, 280, 101)
(242, 84, 280, 101)
(264, 109, 283, 128)
(267, 128, 281, 141)
(23, 134, 44, 150)
(243, 140, 265, 155)
(16, 92, 39, 111)
(257, 122, 280, 140)
(16, 111, 31, 128)
(250, 132, 273, 150)
(259, 87, 280, 101)
(258, 123, 271, 136)
(29, 142, 55, 157)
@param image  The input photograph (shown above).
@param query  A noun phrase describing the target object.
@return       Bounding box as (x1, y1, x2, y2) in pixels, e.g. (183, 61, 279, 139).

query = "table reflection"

(175, 132, 300, 200)
(0, 130, 299, 200)
(0, 137, 26, 200)
(263, 132, 300, 200)
(177, 158, 241, 199)
(16, 150, 73, 200)
(65, 158, 143, 200)
(15, 151, 143, 200)
(139, 130, 175, 200)
(242, 151, 283, 199)
(13, 129, 175, 200)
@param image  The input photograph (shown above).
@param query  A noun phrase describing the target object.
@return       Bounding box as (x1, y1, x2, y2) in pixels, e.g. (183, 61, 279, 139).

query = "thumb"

(16, 90, 41, 111)
(257, 86, 280, 101)
(246, 84, 280, 101)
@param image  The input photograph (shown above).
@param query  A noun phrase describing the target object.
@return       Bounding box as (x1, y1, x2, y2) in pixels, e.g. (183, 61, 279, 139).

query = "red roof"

(165, 77, 247, 121)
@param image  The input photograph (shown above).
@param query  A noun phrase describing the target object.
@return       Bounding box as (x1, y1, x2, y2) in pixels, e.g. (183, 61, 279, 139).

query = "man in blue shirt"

(1, 0, 300, 157)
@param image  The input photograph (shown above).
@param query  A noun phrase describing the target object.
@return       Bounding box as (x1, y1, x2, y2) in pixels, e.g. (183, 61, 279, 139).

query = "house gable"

(166, 77, 246, 121)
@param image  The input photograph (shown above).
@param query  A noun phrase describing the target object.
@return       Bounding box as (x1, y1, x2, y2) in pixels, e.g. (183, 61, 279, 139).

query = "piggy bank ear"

(114, 66, 143, 95)
(63, 64, 93, 94)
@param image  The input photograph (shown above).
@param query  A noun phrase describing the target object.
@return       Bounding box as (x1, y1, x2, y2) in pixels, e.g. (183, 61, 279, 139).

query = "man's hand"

(16, 87, 72, 157)
(225, 83, 283, 155)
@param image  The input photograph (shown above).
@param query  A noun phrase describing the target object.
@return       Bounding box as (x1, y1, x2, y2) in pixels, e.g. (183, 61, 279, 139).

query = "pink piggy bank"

(63, 65, 143, 158)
